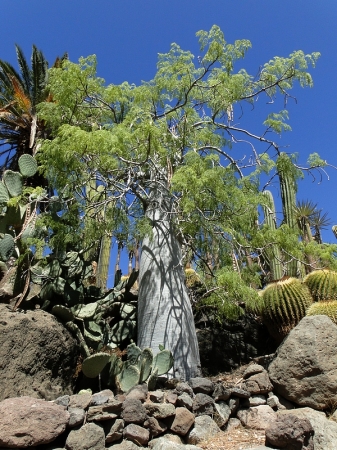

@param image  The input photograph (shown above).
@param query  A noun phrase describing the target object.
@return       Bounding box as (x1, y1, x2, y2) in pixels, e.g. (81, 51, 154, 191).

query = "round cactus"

(18, 154, 38, 177)
(304, 269, 337, 302)
(259, 277, 313, 342)
(306, 300, 337, 325)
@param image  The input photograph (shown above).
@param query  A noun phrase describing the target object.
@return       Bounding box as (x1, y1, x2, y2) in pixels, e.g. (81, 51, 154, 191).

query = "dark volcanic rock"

(0, 304, 80, 401)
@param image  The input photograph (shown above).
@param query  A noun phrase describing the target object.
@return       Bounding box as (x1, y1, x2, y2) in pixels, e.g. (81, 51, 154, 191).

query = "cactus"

(304, 269, 337, 302)
(0, 234, 15, 261)
(306, 300, 337, 325)
(147, 367, 158, 391)
(82, 352, 111, 378)
(0, 182, 9, 205)
(51, 304, 74, 322)
(72, 302, 98, 319)
(261, 190, 283, 281)
(18, 154, 38, 177)
(138, 348, 153, 383)
(258, 277, 313, 342)
(3, 170, 23, 197)
(152, 348, 174, 376)
(117, 364, 140, 392)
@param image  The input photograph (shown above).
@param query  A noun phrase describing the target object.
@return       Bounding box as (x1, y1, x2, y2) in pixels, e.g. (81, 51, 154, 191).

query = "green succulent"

(18, 154, 38, 178)
(258, 277, 313, 342)
(304, 269, 337, 302)
(306, 300, 337, 325)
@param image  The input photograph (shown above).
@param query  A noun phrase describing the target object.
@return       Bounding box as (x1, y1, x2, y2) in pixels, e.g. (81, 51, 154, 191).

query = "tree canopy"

(33, 25, 335, 318)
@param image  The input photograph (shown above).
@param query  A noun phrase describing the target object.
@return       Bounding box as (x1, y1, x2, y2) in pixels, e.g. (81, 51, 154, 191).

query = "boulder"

(268, 315, 337, 410)
(123, 423, 150, 446)
(66, 422, 105, 450)
(0, 396, 69, 448)
(279, 407, 337, 450)
(0, 304, 79, 400)
(186, 415, 221, 444)
(237, 405, 277, 430)
(122, 398, 148, 423)
(265, 413, 314, 450)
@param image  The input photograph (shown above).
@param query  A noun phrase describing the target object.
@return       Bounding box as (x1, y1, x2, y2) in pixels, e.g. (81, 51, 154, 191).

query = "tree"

(38, 26, 325, 380)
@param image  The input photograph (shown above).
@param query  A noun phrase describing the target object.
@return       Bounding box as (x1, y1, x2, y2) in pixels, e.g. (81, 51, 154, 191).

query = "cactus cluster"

(258, 277, 313, 342)
(306, 301, 337, 325)
(81, 342, 174, 393)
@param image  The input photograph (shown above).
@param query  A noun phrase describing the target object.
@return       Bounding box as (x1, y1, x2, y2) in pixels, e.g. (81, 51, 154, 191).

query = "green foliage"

(198, 267, 260, 322)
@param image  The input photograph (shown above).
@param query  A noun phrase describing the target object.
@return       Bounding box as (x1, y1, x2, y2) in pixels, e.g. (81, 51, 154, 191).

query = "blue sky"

(1, 1, 337, 283)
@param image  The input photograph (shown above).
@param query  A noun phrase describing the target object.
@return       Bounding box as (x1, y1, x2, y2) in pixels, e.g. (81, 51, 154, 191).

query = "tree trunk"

(137, 178, 201, 381)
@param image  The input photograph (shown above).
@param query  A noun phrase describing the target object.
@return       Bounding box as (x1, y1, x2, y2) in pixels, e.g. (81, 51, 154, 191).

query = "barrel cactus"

(304, 269, 337, 302)
(258, 277, 313, 342)
(306, 301, 337, 325)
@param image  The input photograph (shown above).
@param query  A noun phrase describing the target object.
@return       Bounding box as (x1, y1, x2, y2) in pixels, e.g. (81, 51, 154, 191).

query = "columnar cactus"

(261, 190, 283, 281)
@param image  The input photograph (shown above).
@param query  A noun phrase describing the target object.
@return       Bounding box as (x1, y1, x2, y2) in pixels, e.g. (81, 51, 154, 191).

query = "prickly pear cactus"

(18, 154, 38, 178)
(153, 348, 174, 376)
(117, 364, 140, 392)
(3, 170, 23, 197)
(0, 234, 15, 261)
(82, 352, 111, 378)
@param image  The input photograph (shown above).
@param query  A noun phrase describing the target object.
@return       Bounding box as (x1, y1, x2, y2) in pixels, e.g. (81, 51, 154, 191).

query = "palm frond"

(15, 44, 32, 96)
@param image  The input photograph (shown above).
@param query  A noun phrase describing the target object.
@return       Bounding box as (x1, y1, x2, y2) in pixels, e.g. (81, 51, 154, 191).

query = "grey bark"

(137, 177, 201, 381)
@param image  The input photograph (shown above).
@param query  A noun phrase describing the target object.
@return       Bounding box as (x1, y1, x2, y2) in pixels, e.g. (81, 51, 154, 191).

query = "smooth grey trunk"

(137, 178, 201, 381)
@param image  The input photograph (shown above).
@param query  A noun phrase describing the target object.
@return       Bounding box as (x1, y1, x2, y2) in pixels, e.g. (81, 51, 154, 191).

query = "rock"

(265, 414, 314, 450)
(103, 418, 124, 443)
(175, 381, 194, 397)
(177, 392, 193, 410)
(150, 436, 203, 449)
(192, 393, 215, 416)
(267, 393, 284, 410)
(228, 397, 240, 415)
(126, 383, 148, 402)
(69, 393, 92, 410)
(54, 395, 70, 408)
(268, 315, 337, 410)
(212, 383, 231, 401)
(189, 377, 214, 394)
(105, 439, 139, 449)
(249, 395, 267, 406)
(87, 404, 119, 421)
(123, 423, 150, 446)
(0, 396, 69, 448)
(0, 305, 79, 400)
(169, 407, 195, 435)
(165, 391, 178, 405)
(242, 370, 273, 395)
(237, 405, 277, 430)
(229, 387, 251, 398)
(145, 402, 176, 419)
(197, 313, 275, 374)
(66, 422, 105, 450)
(226, 417, 241, 431)
(186, 415, 221, 444)
(90, 389, 113, 406)
(144, 417, 168, 437)
(68, 407, 85, 427)
(150, 390, 165, 403)
(214, 401, 231, 427)
(149, 433, 183, 447)
(279, 407, 337, 450)
(122, 398, 148, 423)
(243, 364, 265, 379)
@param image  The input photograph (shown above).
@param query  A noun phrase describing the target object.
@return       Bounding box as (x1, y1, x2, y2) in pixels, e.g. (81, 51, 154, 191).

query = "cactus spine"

(306, 300, 337, 325)
(304, 269, 337, 302)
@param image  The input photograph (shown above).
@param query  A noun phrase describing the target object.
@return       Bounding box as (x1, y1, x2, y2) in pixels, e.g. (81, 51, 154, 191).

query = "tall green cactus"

(261, 190, 283, 281)
(276, 153, 301, 277)
(258, 277, 313, 342)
